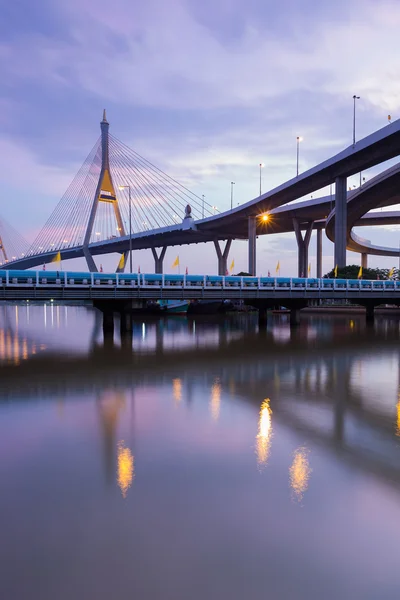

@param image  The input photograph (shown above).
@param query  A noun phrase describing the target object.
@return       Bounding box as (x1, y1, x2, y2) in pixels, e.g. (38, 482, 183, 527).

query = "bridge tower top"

(82, 111, 125, 268)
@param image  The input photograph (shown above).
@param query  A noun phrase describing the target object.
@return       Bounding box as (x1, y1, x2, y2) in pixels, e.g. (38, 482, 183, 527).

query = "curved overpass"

(6, 118, 400, 271)
(326, 162, 400, 257)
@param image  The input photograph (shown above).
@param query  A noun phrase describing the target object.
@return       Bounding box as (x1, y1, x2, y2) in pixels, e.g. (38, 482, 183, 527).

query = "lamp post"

(230, 181, 235, 210)
(119, 185, 132, 273)
(296, 136, 303, 176)
(202, 194, 205, 219)
(259, 163, 264, 195)
(353, 95, 360, 146)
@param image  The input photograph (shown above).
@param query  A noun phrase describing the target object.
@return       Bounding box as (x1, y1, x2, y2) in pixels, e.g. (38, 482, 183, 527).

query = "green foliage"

(323, 264, 399, 280)
(235, 271, 251, 276)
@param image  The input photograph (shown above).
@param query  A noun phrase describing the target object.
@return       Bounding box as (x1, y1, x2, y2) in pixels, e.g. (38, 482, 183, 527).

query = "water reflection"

(256, 398, 273, 468)
(289, 447, 311, 502)
(173, 378, 182, 405)
(117, 441, 134, 498)
(2, 309, 400, 598)
(210, 379, 221, 421)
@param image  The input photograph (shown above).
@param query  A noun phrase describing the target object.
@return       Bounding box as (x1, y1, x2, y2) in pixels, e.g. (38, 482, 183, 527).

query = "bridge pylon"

(0, 235, 8, 264)
(83, 110, 126, 272)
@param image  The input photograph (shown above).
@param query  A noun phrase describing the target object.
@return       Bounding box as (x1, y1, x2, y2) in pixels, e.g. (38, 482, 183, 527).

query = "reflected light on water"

(290, 447, 311, 501)
(173, 378, 182, 404)
(396, 396, 400, 437)
(117, 441, 134, 498)
(256, 398, 272, 467)
(210, 379, 221, 421)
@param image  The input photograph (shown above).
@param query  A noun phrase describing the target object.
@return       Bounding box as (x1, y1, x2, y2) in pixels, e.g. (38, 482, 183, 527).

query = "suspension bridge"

(2, 111, 400, 276)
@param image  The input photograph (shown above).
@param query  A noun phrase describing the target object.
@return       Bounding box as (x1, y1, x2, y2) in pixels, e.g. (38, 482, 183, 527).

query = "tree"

(323, 265, 399, 280)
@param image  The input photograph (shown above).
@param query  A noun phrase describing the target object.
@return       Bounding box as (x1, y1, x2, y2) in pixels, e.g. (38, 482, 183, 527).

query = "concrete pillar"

(361, 253, 368, 269)
(316, 228, 322, 278)
(102, 311, 114, 345)
(290, 308, 301, 327)
(293, 219, 313, 277)
(258, 307, 268, 327)
(151, 247, 167, 274)
(248, 216, 257, 276)
(366, 304, 375, 323)
(214, 239, 232, 276)
(334, 176, 347, 268)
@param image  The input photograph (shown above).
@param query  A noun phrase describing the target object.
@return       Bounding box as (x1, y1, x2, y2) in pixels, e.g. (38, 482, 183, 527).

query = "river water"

(1, 303, 400, 599)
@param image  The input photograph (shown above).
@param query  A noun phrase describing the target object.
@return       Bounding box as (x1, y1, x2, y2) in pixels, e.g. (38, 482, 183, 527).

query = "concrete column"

(366, 304, 375, 323)
(83, 247, 97, 272)
(248, 216, 257, 276)
(102, 311, 114, 345)
(316, 228, 322, 278)
(334, 176, 347, 268)
(258, 307, 268, 327)
(151, 247, 167, 274)
(361, 253, 368, 269)
(293, 219, 313, 277)
(290, 308, 301, 327)
(214, 239, 232, 275)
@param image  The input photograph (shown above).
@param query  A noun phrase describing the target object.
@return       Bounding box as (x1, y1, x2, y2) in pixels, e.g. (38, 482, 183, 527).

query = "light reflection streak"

(117, 441, 134, 498)
(172, 378, 182, 404)
(210, 379, 221, 421)
(256, 398, 272, 467)
(290, 447, 311, 502)
(396, 395, 400, 437)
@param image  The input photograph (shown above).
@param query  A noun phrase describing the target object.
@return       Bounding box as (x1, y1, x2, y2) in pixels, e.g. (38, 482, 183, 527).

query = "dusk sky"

(1, 0, 400, 274)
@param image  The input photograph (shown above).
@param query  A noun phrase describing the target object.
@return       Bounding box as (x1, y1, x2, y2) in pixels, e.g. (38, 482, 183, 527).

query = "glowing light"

(262, 214, 269, 222)
(117, 441, 134, 498)
(396, 396, 400, 437)
(256, 398, 273, 467)
(173, 378, 182, 404)
(210, 379, 221, 421)
(290, 447, 311, 502)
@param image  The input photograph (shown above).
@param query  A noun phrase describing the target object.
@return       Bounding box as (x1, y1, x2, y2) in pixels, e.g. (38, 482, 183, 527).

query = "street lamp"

(212, 205, 218, 214)
(296, 136, 303, 177)
(353, 95, 360, 146)
(202, 194, 205, 219)
(230, 182, 235, 210)
(119, 185, 132, 273)
(259, 163, 264, 196)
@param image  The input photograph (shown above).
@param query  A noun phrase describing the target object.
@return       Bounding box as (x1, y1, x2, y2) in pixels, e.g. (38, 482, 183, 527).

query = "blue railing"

(0, 270, 399, 291)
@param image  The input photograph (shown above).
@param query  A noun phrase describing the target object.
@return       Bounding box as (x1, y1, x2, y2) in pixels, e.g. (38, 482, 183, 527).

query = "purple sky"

(1, 0, 400, 274)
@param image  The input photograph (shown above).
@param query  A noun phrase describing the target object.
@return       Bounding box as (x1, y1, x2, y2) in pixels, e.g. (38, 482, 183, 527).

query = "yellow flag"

(334, 265, 338, 278)
(230, 259, 235, 272)
(388, 267, 395, 278)
(308, 263, 311, 275)
(275, 261, 280, 274)
(52, 251, 61, 264)
(358, 266, 362, 279)
(117, 254, 125, 270)
(172, 256, 179, 268)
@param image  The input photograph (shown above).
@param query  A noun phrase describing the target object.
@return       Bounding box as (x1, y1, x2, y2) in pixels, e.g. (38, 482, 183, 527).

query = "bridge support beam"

(290, 308, 301, 327)
(83, 247, 98, 273)
(317, 228, 322, 278)
(365, 304, 375, 323)
(361, 253, 368, 269)
(258, 307, 268, 327)
(152, 247, 167, 274)
(334, 176, 347, 268)
(116, 251, 129, 273)
(293, 219, 313, 277)
(248, 216, 257, 276)
(214, 239, 232, 276)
